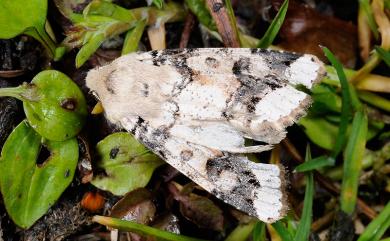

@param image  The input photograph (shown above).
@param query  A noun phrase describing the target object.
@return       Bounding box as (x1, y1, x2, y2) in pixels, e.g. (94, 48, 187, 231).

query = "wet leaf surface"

(0, 120, 79, 228)
(91, 132, 164, 196)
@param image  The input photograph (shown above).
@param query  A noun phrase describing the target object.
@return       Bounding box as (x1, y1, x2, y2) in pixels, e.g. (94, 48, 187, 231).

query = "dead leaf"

(273, 0, 357, 68)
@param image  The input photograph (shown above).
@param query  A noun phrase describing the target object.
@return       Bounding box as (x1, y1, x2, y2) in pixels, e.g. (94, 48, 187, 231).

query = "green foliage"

(375, 46, 390, 66)
(340, 110, 368, 214)
(0, 70, 87, 141)
(151, 0, 164, 9)
(272, 220, 294, 241)
(122, 19, 147, 55)
(0, 121, 78, 228)
(93, 215, 209, 241)
(257, 0, 289, 48)
(252, 222, 266, 241)
(357, 202, 390, 241)
(359, 0, 379, 39)
(272, 147, 314, 241)
(185, 0, 216, 30)
(224, 221, 257, 241)
(0, 0, 56, 57)
(65, 0, 186, 67)
(322, 47, 354, 158)
(295, 156, 335, 172)
(91, 132, 164, 195)
(293, 146, 314, 241)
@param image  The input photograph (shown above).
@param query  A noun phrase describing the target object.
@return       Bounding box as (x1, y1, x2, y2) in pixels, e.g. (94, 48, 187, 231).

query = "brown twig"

(282, 139, 377, 219)
(179, 13, 196, 48)
(205, 0, 240, 47)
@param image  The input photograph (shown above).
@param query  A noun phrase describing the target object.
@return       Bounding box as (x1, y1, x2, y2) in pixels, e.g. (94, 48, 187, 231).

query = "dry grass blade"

(205, 0, 240, 47)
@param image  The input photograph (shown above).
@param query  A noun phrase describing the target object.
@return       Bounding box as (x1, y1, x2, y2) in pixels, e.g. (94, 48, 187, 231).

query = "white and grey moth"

(86, 48, 325, 223)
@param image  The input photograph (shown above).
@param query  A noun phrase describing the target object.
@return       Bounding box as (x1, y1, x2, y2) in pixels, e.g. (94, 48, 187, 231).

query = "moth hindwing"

(86, 48, 325, 222)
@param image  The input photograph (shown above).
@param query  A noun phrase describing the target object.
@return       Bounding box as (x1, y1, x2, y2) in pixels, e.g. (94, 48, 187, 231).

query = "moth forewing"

(86, 48, 325, 223)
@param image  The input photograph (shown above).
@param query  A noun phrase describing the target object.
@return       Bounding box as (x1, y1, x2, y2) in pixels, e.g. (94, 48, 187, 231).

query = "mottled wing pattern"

(86, 48, 325, 222)
(119, 115, 286, 222)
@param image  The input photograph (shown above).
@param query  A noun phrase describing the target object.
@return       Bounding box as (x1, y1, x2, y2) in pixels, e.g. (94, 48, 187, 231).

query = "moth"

(86, 48, 325, 223)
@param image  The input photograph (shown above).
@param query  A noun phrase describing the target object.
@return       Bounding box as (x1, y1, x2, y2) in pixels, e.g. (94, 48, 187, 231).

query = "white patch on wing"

(287, 55, 322, 89)
(214, 170, 238, 191)
(253, 85, 307, 123)
(170, 123, 244, 151)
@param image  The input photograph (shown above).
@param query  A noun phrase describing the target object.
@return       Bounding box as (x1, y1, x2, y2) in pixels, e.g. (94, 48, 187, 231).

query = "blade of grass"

(272, 221, 293, 241)
(257, 0, 288, 48)
(357, 90, 390, 112)
(122, 19, 147, 55)
(93, 216, 210, 241)
(340, 110, 368, 214)
(375, 46, 390, 66)
(324, 65, 390, 93)
(252, 221, 266, 241)
(295, 156, 335, 172)
(359, 0, 379, 39)
(357, 202, 390, 241)
(323, 47, 354, 158)
(152, 0, 164, 9)
(293, 145, 314, 241)
(224, 221, 257, 241)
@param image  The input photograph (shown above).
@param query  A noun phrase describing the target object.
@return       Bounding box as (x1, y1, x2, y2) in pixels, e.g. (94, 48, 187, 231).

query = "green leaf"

(311, 84, 342, 114)
(295, 156, 335, 172)
(375, 46, 390, 67)
(24, 71, 87, 141)
(0, 70, 87, 141)
(0, 121, 78, 228)
(252, 222, 266, 241)
(0, 0, 56, 56)
(152, 0, 164, 9)
(84, 0, 136, 22)
(66, 1, 186, 67)
(359, 0, 379, 39)
(224, 221, 257, 241)
(0, 0, 46, 38)
(91, 132, 164, 195)
(185, 0, 216, 30)
(299, 117, 338, 150)
(93, 215, 209, 241)
(122, 19, 147, 55)
(272, 220, 294, 241)
(257, 0, 288, 48)
(357, 202, 390, 241)
(293, 146, 314, 241)
(322, 47, 361, 159)
(340, 110, 368, 214)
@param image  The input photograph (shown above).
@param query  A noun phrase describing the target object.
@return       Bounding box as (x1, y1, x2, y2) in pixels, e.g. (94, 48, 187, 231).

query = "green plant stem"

(323, 66, 390, 93)
(357, 90, 390, 112)
(25, 27, 56, 58)
(93, 216, 210, 241)
(350, 54, 381, 83)
(357, 202, 390, 241)
(0, 85, 39, 102)
(224, 221, 257, 241)
(340, 110, 368, 214)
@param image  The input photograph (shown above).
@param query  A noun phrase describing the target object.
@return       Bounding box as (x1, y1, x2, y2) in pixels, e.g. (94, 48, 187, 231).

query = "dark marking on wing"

(105, 70, 117, 94)
(180, 150, 193, 161)
(141, 83, 149, 97)
(205, 57, 219, 68)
